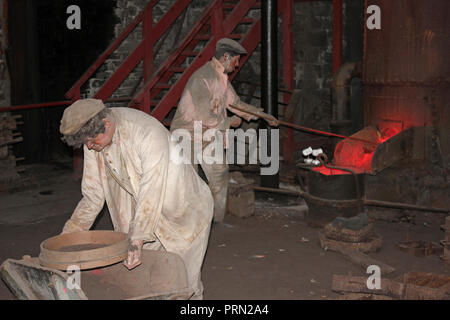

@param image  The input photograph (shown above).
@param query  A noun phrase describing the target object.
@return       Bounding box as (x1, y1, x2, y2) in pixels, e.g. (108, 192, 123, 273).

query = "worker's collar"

(103, 112, 119, 151)
(211, 57, 226, 75)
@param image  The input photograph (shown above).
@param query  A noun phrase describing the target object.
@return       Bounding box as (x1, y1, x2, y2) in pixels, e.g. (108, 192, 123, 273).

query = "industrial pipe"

(252, 186, 450, 213)
(261, 0, 279, 188)
(331, 62, 362, 123)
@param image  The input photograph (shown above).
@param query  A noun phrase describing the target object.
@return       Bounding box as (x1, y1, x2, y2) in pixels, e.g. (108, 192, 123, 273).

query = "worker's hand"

(124, 239, 144, 270)
(229, 115, 242, 128)
(265, 114, 279, 127)
(255, 108, 279, 127)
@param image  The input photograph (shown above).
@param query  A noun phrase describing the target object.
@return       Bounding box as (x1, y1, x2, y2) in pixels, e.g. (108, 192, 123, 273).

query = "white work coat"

(170, 57, 260, 140)
(62, 108, 214, 253)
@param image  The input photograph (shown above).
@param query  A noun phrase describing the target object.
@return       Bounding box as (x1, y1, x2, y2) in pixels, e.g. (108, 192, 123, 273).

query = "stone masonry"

(83, 0, 212, 105)
(81, 0, 364, 163)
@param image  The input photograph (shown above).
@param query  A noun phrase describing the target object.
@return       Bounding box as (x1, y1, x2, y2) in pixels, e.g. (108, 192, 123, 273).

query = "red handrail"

(130, 0, 224, 107)
(65, 0, 192, 101)
(65, 1, 152, 99)
(133, 0, 263, 120)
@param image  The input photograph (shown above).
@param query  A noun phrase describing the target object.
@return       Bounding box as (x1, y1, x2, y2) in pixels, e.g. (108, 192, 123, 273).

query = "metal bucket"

(297, 165, 365, 227)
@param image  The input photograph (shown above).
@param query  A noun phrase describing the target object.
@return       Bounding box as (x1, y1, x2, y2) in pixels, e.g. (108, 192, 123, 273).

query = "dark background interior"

(8, 0, 117, 163)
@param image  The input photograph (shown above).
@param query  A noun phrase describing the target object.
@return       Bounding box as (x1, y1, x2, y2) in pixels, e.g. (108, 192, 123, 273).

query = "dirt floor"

(0, 162, 448, 300)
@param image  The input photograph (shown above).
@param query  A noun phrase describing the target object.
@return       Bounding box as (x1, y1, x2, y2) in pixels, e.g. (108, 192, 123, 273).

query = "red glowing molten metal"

(313, 126, 400, 176)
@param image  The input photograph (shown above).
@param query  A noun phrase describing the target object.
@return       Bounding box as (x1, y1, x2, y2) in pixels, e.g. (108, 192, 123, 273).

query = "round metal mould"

(39, 231, 129, 270)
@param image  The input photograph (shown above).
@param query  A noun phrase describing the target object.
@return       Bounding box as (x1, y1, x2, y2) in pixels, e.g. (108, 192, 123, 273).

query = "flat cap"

(60, 99, 105, 135)
(216, 38, 247, 55)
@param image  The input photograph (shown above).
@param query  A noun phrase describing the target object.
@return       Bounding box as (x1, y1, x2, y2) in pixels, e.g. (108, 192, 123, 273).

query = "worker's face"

(224, 54, 240, 73)
(85, 119, 115, 152)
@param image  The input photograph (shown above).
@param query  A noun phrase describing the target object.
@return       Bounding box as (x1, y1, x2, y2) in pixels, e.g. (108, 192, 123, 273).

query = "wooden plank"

(332, 275, 404, 299)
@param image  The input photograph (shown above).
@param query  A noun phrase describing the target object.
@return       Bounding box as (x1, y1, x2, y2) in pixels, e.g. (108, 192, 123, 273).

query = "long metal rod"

(363, 198, 450, 213)
(0, 97, 135, 113)
(253, 186, 450, 213)
(229, 103, 378, 146)
(253, 186, 302, 196)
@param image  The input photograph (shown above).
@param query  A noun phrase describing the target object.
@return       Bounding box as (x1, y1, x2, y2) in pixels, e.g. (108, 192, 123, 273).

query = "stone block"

(227, 172, 255, 219)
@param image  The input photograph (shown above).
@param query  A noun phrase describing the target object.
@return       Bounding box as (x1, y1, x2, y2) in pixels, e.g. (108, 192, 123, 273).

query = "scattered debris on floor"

(249, 255, 265, 259)
(397, 240, 443, 257)
(332, 272, 450, 300)
(335, 293, 393, 300)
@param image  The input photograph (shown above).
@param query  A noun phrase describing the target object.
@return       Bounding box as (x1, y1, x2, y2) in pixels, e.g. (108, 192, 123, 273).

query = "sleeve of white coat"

(62, 145, 106, 234)
(127, 128, 169, 242)
(226, 82, 261, 121)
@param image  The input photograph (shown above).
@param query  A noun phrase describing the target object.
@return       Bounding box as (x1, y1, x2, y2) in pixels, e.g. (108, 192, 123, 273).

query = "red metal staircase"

(65, 0, 294, 126)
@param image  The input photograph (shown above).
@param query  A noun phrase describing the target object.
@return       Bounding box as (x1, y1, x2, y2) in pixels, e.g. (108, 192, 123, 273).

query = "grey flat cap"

(60, 99, 105, 135)
(216, 38, 247, 55)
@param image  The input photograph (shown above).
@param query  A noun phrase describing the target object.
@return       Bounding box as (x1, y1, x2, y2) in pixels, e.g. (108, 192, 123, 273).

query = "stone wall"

(80, 0, 364, 162)
(83, 0, 212, 104)
(291, 1, 333, 146)
(287, 0, 363, 161)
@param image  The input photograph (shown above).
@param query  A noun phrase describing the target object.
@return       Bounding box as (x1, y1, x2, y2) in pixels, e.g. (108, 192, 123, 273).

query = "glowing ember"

(378, 127, 400, 143)
(315, 126, 401, 176)
(313, 165, 351, 175)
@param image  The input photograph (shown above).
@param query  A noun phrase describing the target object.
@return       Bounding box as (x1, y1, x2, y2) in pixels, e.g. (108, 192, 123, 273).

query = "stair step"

(253, 2, 262, 8)
(222, 3, 236, 10)
(229, 34, 243, 40)
(182, 50, 200, 56)
(223, 2, 261, 10)
(194, 34, 211, 40)
(169, 67, 187, 73)
(161, 119, 172, 127)
(240, 18, 255, 24)
(154, 83, 172, 89)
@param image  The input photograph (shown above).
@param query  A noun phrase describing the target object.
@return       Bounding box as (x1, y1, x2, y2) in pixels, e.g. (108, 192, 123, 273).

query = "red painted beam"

(149, 24, 210, 101)
(282, 0, 295, 164)
(229, 19, 261, 81)
(151, 0, 192, 40)
(0, 101, 72, 113)
(94, 42, 145, 101)
(222, 0, 257, 35)
(332, 0, 343, 74)
(65, 1, 152, 99)
(131, 0, 222, 109)
(0, 97, 136, 113)
(150, 41, 217, 120)
(211, 0, 225, 38)
(143, 5, 154, 82)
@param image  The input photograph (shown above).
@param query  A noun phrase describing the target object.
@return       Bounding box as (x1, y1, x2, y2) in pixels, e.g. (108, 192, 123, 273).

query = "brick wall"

(80, 0, 363, 162)
(83, 0, 212, 105)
